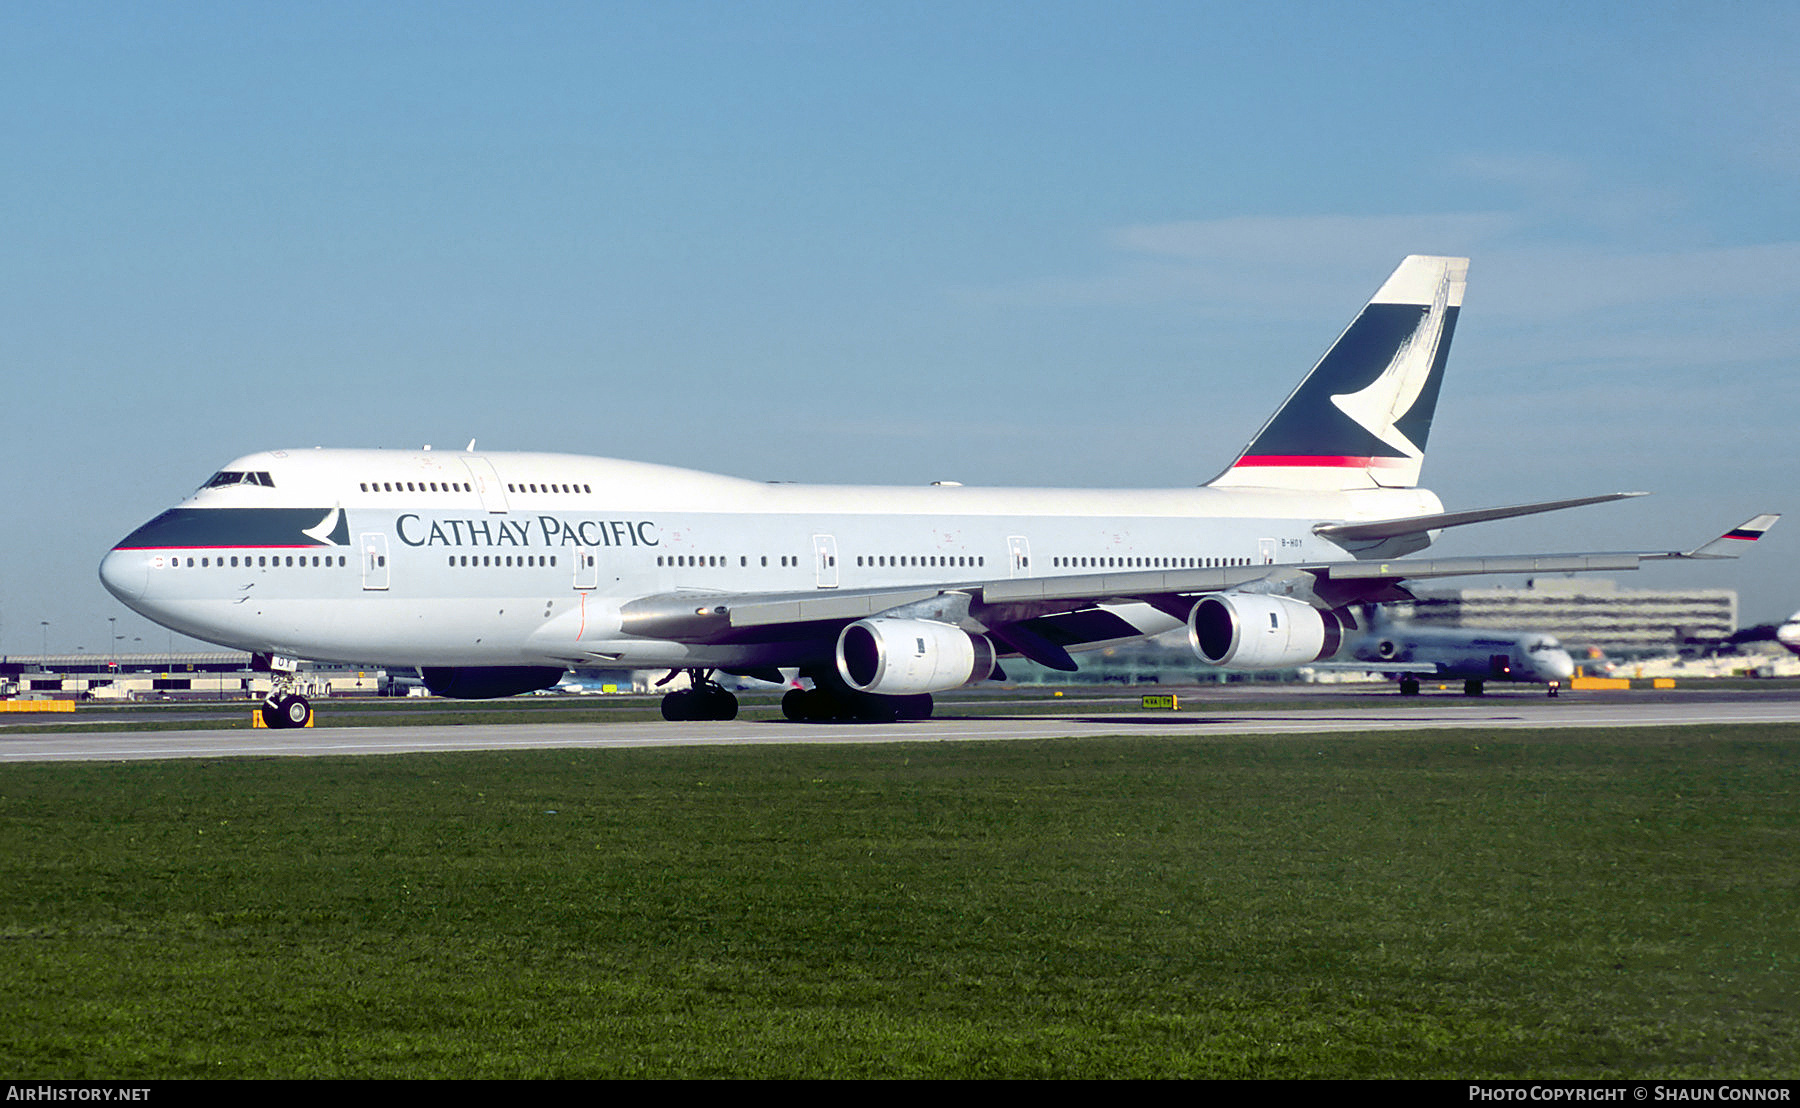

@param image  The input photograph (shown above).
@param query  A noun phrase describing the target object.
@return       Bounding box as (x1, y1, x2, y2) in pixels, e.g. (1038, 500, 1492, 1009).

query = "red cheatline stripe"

(1232, 455, 1384, 468)
(115, 544, 322, 551)
(1724, 530, 1765, 541)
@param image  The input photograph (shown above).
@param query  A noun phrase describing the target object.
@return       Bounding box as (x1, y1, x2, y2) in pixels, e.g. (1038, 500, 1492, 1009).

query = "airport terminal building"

(1387, 578, 1738, 653)
(0, 653, 391, 702)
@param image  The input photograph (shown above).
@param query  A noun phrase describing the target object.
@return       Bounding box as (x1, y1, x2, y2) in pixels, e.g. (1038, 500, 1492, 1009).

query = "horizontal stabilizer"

(1314, 492, 1647, 545)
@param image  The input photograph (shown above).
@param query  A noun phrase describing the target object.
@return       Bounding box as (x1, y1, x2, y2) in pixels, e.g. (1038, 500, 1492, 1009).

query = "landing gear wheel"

(660, 689, 694, 721)
(853, 695, 898, 723)
(781, 688, 811, 721)
(660, 679, 738, 722)
(261, 693, 311, 729)
(895, 694, 934, 720)
(782, 687, 927, 724)
(705, 684, 738, 721)
(781, 687, 845, 722)
(1463, 679, 1485, 696)
(1399, 678, 1420, 696)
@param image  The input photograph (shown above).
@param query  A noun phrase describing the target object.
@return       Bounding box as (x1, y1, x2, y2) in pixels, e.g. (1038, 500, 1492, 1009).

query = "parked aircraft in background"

(99, 256, 1777, 727)
(1315, 615, 1576, 696)
(549, 674, 619, 695)
(1778, 611, 1800, 656)
(1572, 643, 1618, 677)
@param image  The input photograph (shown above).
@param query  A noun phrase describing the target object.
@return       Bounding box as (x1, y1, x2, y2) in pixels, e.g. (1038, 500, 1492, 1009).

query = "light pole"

(40, 621, 48, 656)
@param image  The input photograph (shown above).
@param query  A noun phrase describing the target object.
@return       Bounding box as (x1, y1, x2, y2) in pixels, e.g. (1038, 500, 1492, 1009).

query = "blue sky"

(3, 0, 1796, 654)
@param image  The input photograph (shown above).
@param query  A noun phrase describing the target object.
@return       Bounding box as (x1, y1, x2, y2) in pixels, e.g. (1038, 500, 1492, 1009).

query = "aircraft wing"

(1312, 492, 1648, 545)
(615, 514, 1778, 669)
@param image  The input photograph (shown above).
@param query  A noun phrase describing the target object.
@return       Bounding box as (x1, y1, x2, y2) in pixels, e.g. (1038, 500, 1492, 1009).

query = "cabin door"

(360, 532, 390, 591)
(813, 535, 839, 589)
(1007, 536, 1032, 577)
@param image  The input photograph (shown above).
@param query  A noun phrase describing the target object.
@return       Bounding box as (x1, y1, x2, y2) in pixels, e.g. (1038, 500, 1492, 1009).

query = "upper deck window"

(203, 470, 274, 489)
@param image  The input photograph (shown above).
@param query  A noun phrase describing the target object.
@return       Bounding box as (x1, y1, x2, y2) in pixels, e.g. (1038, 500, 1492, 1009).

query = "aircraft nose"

(1543, 649, 1576, 681)
(99, 546, 148, 604)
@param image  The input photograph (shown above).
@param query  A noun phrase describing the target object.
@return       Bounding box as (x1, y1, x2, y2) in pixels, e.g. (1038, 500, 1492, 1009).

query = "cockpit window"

(203, 470, 275, 489)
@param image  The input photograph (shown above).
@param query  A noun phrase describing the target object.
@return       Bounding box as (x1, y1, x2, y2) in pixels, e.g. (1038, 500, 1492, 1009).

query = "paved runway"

(6, 693, 1799, 763)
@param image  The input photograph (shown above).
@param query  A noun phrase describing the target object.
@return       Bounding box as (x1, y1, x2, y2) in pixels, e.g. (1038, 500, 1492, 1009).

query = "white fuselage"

(101, 448, 1441, 671)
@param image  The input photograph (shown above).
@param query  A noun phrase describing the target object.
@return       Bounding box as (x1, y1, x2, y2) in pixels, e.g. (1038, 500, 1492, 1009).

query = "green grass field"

(3, 726, 1796, 1078)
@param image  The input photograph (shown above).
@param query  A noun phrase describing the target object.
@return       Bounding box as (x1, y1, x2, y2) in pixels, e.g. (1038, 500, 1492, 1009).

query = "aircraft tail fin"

(1208, 255, 1468, 492)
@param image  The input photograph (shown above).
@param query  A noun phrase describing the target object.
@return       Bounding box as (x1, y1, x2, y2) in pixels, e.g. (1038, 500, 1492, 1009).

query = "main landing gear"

(659, 669, 739, 721)
(780, 686, 933, 723)
(653, 669, 934, 723)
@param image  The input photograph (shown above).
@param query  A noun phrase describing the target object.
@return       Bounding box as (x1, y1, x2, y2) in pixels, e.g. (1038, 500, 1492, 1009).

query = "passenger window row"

(160, 555, 349, 568)
(648, 553, 991, 570)
(1052, 555, 1249, 569)
(356, 480, 594, 495)
(446, 555, 559, 567)
(856, 555, 986, 568)
(360, 480, 473, 493)
(658, 555, 796, 568)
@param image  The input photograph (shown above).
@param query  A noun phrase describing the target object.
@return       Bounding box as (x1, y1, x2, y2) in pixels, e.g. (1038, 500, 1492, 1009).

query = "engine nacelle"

(836, 618, 997, 696)
(1187, 594, 1343, 670)
(419, 665, 565, 699)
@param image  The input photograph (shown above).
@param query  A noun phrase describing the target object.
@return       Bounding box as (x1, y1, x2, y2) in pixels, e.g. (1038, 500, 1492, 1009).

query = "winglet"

(1683, 514, 1780, 559)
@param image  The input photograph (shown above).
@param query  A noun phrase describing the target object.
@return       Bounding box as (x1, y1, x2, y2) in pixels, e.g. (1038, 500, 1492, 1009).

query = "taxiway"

(5, 691, 1799, 763)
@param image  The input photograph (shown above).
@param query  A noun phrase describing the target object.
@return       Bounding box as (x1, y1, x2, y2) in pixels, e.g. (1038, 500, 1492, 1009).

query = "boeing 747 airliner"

(99, 256, 1777, 726)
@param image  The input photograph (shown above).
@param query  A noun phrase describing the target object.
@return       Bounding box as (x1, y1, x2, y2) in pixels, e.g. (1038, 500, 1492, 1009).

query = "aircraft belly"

(140, 594, 566, 667)
(554, 638, 814, 671)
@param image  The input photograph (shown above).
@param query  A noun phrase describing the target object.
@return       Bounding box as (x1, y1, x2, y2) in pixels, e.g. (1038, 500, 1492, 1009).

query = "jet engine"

(419, 665, 566, 699)
(1187, 594, 1344, 670)
(835, 618, 997, 696)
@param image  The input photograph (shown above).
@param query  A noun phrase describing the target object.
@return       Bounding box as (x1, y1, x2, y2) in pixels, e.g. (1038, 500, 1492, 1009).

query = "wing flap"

(1325, 553, 1646, 581)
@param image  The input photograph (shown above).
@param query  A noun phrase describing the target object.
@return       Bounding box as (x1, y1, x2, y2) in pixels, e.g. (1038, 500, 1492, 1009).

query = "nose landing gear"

(255, 654, 313, 728)
(260, 692, 313, 729)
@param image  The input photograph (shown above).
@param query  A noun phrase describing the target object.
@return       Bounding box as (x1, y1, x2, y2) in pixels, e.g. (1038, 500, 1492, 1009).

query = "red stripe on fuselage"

(1231, 455, 1387, 468)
